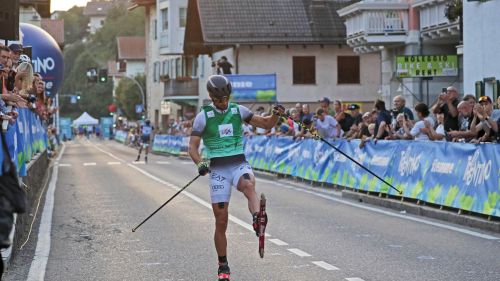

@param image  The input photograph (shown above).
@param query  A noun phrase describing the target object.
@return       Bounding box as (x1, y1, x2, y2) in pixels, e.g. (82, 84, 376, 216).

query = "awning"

(163, 96, 198, 107)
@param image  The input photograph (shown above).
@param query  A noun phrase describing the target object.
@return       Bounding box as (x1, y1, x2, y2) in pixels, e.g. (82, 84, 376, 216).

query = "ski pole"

(132, 174, 201, 232)
(280, 112, 402, 195)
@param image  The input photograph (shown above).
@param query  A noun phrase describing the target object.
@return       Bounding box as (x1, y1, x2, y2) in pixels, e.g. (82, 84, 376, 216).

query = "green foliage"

(57, 6, 89, 45)
(115, 75, 146, 119)
(59, 4, 145, 120)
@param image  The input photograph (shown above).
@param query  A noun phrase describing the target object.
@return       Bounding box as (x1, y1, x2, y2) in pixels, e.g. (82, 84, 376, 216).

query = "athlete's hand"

(272, 104, 286, 117)
(197, 162, 210, 176)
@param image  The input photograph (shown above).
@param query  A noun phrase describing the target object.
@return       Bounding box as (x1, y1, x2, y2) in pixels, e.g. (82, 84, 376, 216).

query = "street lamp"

(121, 75, 146, 119)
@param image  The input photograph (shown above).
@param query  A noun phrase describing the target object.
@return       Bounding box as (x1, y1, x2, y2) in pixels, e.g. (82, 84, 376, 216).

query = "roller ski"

(217, 263, 231, 281)
(253, 193, 267, 258)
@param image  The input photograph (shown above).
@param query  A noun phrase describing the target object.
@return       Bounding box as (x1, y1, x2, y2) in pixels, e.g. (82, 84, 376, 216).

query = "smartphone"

(442, 87, 447, 93)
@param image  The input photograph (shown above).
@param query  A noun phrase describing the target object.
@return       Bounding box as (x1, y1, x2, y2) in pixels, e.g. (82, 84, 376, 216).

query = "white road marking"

(83, 162, 96, 166)
(269, 238, 288, 246)
(181, 161, 192, 165)
(311, 261, 339, 271)
(257, 178, 500, 240)
(287, 248, 312, 257)
(107, 162, 121, 165)
(132, 161, 146, 165)
(58, 163, 71, 167)
(27, 144, 66, 281)
(156, 161, 171, 164)
(346, 278, 365, 281)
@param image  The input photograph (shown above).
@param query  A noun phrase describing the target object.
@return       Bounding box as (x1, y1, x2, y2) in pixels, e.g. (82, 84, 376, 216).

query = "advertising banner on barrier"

(225, 74, 277, 102)
(151, 135, 500, 217)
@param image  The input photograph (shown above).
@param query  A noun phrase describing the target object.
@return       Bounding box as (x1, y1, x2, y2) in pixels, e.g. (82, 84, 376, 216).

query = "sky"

(51, 0, 91, 12)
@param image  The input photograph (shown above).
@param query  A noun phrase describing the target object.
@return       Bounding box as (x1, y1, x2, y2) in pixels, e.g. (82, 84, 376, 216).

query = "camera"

(28, 94, 37, 109)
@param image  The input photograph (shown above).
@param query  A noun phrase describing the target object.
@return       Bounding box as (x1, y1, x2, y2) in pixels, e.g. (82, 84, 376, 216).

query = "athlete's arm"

(247, 105, 285, 130)
(188, 135, 203, 165)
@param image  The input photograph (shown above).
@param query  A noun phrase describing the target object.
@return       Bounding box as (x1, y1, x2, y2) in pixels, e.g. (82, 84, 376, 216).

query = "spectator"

(294, 103, 303, 119)
(470, 96, 498, 142)
(391, 95, 414, 126)
(318, 97, 335, 116)
(8, 43, 23, 68)
(0, 45, 10, 67)
(301, 104, 313, 122)
(388, 113, 412, 140)
(406, 103, 434, 140)
(347, 104, 363, 127)
(216, 56, 233, 75)
(314, 108, 341, 139)
(447, 101, 475, 142)
(425, 113, 446, 141)
(13, 62, 34, 108)
(431, 86, 460, 131)
(298, 118, 317, 139)
(333, 100, 354, 133)
(373, 99, 392, 141)
(463, 94, 476, 107)
(491, 96, 500, 121)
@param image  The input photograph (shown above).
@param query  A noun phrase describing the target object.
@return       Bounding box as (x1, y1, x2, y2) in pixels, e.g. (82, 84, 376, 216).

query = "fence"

(125, 132, 500, 218)
(0, 108, 48, 176)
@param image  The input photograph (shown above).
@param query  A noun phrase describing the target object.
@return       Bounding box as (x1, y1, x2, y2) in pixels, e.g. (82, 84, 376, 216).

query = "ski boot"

(253, 194, 267, 258)
(217, 263, 231, 281)
(135, 155, 140, 162)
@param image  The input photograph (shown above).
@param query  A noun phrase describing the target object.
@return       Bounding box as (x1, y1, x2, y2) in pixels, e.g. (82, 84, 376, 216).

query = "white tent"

(72, 112, 99, 126)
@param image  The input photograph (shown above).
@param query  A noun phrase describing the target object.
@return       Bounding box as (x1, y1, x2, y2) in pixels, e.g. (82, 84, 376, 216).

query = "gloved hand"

(272, 104, 286, 116)
(197, 162, 210, 176)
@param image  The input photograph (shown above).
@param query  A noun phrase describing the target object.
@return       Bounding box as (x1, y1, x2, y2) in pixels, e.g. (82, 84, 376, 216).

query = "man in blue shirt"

(135, 120, 154, 163)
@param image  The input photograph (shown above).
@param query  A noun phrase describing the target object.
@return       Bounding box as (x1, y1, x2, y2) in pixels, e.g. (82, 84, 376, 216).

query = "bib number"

(218, 124, 234, 137)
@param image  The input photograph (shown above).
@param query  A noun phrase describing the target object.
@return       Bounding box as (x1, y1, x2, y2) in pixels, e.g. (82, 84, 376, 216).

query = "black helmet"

(145, 119, 151, 125)
(206, 75, 231, 98)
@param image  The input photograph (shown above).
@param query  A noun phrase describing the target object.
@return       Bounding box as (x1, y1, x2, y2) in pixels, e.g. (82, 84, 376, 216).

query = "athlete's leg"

(136, 144, 143, 161)
(212, 202, 229, 257)
(236, 173, 259, 215)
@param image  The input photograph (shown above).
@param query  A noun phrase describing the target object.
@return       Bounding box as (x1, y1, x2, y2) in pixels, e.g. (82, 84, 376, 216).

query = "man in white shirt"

(314, 108, 341, 139)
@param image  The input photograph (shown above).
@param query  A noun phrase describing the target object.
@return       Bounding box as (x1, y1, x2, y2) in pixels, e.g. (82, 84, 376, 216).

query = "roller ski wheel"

(258, 193, 267, 259)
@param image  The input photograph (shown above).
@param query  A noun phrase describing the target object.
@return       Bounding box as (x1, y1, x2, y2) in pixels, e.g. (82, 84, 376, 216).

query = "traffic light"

(87, 67, 98, 83)
(76, 94, 81, 100)
(99, 69, 108, 83)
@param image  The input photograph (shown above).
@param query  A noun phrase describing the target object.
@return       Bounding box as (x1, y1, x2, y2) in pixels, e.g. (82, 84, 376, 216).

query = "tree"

(57, 6, 89, 45)
(115, 75, 146, 119)
(58, 4, 144, 120)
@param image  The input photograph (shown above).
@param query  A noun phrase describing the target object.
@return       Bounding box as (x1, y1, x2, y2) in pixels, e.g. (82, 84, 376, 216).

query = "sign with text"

(225, 74, 277, 102)
(396, 55, 458, 78)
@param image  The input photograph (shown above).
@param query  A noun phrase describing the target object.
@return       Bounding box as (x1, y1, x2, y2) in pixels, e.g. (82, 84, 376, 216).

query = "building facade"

(338, 0, 463, 108)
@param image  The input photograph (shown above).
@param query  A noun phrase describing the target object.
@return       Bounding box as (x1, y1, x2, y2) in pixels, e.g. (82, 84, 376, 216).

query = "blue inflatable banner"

(225, 74, 277, 102)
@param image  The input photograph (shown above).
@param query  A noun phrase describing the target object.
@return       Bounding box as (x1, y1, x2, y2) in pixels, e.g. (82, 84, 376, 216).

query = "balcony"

(412, 0, 460, 42)
(338, 0, 409, 52)
(164, 77, 199, 97)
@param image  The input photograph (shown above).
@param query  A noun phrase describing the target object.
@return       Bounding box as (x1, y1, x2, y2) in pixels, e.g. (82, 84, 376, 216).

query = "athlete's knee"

(238, 173, 255, 192)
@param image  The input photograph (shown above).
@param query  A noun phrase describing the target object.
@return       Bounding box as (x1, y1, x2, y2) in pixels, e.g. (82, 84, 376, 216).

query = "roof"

(20, 0, 51, 18)
(83, 1, 114, 17)
(41, 19, 64, 45)
(184, 0, 357, 55)
(116, 36, 146, 60)
(128, 0, 155, 10)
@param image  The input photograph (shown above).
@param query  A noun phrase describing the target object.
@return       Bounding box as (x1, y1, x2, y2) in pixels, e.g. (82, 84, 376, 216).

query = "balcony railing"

(164, 78, 199, 97)
(413, 0, 460, 40)
(338, 1, 409, 50)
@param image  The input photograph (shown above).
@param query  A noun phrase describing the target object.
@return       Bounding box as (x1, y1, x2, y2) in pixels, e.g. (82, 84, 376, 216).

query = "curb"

(341, 190, 500, 234)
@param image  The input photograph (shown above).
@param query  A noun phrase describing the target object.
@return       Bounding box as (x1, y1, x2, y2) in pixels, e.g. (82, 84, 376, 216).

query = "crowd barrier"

(114, 130, 128, 143)
(0, 108, 48, 177)
(133, 132, 500, 218)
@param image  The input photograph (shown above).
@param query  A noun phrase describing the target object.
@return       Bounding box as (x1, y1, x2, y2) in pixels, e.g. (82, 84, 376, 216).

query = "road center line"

(83, 162, 96, 166)
(311, 261, 339, 271)
(269, 238, 288, 246)
(287, 248, 312, 257)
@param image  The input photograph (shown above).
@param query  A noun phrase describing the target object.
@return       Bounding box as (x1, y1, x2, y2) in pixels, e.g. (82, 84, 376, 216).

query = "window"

(153, 62, 161, 82)
(337, 56, 360, 84)
(176, 58, 182, 77)
(153, 19, 157, 39)
(161, 8, 168, 31)
(293, 56, 316, 84)
(179, 8, 187, 28)
(162, 61, 168, 76)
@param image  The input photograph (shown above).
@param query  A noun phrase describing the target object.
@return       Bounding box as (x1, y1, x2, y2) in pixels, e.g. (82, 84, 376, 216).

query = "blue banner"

(147, 135, 500, 217)
(59, 117, 72, 141)
(0, 108, 47, 176)
(100, 117, 113, 140)
(225, 74, 277, 102)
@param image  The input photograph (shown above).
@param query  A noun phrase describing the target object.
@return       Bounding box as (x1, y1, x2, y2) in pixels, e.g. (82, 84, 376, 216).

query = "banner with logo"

(396, 55, 459, 78)
(225, 74, 277, 102)
(0, 108, 47, 176)
(149, 135, 500, 217)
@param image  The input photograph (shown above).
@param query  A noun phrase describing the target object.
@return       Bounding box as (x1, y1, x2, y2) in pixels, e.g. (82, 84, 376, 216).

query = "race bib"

(231, 108, 238, 115)
(218, 124, 234, 137)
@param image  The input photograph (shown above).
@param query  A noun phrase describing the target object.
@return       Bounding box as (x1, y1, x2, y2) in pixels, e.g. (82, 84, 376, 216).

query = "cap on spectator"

(318, 97, 331, 104)
(316, 108, 325, 116)
(478, 96, 492, 104)
(362, 112, 370, 118)
(8, 43, 23, 53)
(347, 104, 360, 110)
(303, 118, 312, 125)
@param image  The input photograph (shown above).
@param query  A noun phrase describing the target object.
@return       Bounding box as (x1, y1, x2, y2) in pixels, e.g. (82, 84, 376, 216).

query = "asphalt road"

(5, 138, 500, 281)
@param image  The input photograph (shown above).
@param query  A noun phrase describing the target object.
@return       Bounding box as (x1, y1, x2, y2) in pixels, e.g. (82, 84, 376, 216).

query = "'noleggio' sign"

(396, 55, 458, 78)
